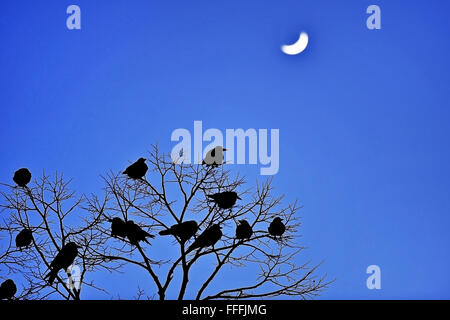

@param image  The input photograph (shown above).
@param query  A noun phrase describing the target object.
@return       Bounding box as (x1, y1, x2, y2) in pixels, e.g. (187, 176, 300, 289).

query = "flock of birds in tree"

(0, 147, 286, 300)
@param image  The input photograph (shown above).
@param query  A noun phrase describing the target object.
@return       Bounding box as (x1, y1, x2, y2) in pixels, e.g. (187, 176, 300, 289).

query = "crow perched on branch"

(125, 220, 155, 245)
(45, 242, 80, 285)
(110, 217, 128, 238)
(123, 158, 148, 179)
(13, 168, 31, 187)
(202, 146, 226, 167)
(0, 279, 17, 300)
(188, 224, 222, 252)
(235, 220, 253, 240)
(268, 217, 286, 238)
(159, 220, 198, 243)
(15, 228, 33, 249)
(207, 191, 241, 209)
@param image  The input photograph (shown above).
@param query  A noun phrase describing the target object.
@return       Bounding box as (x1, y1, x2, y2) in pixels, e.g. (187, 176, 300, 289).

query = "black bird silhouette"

(15, 228, 33, 249)
(13, 168, 31, 187)
(0, 279, 17, 300)
(45, 242, 80, 285)
(159, 220, 198, 243)
(125, 220, 155, 245)
(268, 217, 286, 237)
(110, 217, 128, 238)
(235, 220, 253, 240)
(123, 158, 148, 179)
(207, 191, 241, 209)
(188, 224, 222, 252)
(202, 146, 226, 167)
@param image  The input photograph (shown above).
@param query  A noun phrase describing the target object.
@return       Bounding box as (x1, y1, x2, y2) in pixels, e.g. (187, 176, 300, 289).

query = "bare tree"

(1, 145, 331, 300)
(0, 173, 106, 300)
(86, 145, 331, 300)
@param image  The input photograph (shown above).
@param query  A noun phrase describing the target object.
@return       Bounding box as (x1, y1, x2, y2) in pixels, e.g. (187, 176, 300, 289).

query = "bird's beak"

(237, 195, 242, 200)
(222, 148, 227, 152)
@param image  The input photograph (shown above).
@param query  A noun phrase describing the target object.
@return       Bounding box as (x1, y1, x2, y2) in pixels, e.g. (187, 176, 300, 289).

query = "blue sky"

(1, 0, 450, 299)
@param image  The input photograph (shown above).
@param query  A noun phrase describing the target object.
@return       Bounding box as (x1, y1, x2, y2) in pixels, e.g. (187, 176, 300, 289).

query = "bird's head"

(2, 279, 15, 287)
(190, 220, 198, 227)
(212, 146, 226, 153)
(110, 217, 126, 224)
(67, 242, 82, 250)
(274, 217, 283, 222)
(138, 157, 147, 162)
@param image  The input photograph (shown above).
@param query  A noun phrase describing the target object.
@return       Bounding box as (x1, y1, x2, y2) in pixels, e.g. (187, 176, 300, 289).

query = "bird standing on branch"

(13, 168, 31, 187)
(188, 224, 222, 252)
(125, 220, 155, 245)
(159, 220, 198, 243)
(123, 158, 148, 179)
(15, 228, 33, 249)
(235, 220, 253, 240)
(207, 191, 241, 209)
(268, 217, 286, 238)
(202, 146, 226, 167)
(0, 279, 17, 300)
(45, 242, 80, 285)
(110, 217, 128, 238)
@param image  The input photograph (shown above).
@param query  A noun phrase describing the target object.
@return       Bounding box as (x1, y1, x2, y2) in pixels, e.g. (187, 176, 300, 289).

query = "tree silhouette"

(0, 173, 106, 299)
(1, 145, 331, 300)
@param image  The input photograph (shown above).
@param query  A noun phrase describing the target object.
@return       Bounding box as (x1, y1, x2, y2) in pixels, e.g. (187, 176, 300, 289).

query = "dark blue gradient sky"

(1, 0, 450, 299)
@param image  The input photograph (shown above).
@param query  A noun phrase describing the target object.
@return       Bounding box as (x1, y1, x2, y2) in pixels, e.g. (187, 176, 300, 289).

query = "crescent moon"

(281, 32, 309, 55)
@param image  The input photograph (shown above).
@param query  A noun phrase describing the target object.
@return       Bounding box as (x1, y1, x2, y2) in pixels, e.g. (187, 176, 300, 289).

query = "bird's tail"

(142, 234, 155, 244)
(145, 232, 156, 239)
(45, 269, 57, 285)
(159, 229, 172, 236)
